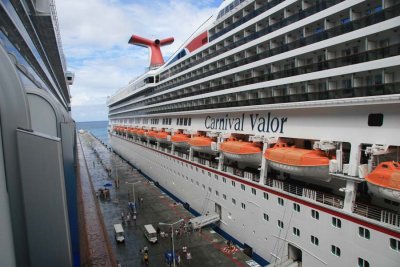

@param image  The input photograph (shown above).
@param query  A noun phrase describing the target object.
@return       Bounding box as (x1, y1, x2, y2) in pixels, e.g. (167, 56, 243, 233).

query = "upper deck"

(108, 0, 400, 119)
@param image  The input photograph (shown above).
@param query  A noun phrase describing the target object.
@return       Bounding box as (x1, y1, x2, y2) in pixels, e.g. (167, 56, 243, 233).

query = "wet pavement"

(78, 132, 256, 267)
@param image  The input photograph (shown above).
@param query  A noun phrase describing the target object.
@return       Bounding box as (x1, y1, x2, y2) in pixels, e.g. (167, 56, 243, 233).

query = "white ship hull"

(111, 134, 400, 267)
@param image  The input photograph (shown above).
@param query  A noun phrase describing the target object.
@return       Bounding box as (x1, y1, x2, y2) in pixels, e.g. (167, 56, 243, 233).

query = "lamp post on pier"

(159, 218, 184, 267)
(125, 181, 141, 213)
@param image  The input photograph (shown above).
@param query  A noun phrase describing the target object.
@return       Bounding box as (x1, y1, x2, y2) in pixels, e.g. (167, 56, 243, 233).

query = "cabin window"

(232, 198, 236, 205)
(359, 227, 370, 239)
(263, 213, 269, 221)
(214, 174, 218, 180)
(263, 192, 269, 200)
(251, 188, 256, 195)
(223, 194, 227, 200)
(241, 184, 246, 191)
(293, 203, 300, 212)
(368, 113, 383, 126)
(202, 184, 205, 190)
(278, 198, 284, 206)
(311, 210, 320, 220)
(390, 238, 400, 251)
(223, 177, 227, 183)
(311, 235, 319, 246)
(231, 181, 236, 187)
(241, 203, 246, 209)
(278, 220, 284, 229)
(332, 217, 342, 228)
(331, 245, 341, 257)
(208, 187, 212, 192)
(293, 227, 300, 237)
(358, 258, 370, 267)
(215, 190, 219, 196)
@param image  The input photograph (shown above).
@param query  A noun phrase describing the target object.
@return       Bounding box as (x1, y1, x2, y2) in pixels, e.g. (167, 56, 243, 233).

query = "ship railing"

(265, 178, 344, 209)
(174, 151, 189, 160)
(354, 202, 400, 227)
(49, 0, 67, 72)
(381, 210, 400, 228)
(222, 165, 260, 182)
(193, 157, 219, 169)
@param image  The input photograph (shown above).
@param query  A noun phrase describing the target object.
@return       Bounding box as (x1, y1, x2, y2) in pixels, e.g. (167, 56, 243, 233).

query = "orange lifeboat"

(365, 162, 400, 202)
(171, 133, 190, 148)
(220, 139, 262, 165)
(264, 143, 333, 181)
(155, 131, 170, 144)
(188, 136, 215, 153)
(127, 127, 137, 137)
(146, 130, 159, 141)
(136, 129, 147, 140)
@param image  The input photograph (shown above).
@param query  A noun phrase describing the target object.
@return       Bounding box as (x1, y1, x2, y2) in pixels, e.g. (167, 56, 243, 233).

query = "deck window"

(293, 227, 300, 237)
(332, 217, 342, 228)
(311, 210, 319, 220)
(293, 203, 300, 212)
(359, 227, 370, 239)
(358, 258, 370, 267)
(311, 235, 319, 246)
(331, 245, 341, 256)
(390, 238, 400, 251)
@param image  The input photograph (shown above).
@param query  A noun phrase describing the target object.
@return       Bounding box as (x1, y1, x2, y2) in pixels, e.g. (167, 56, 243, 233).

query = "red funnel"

(129, 35, 174, 68)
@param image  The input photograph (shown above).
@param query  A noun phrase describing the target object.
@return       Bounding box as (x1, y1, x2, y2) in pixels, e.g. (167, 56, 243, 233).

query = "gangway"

(189, 213, 220, 230)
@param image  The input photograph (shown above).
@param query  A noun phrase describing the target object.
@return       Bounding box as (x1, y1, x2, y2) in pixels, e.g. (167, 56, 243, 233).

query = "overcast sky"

(55, 0, 221, 122)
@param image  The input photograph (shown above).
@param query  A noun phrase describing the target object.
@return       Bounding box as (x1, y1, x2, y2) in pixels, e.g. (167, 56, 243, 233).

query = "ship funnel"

(128, 35, 174, 68)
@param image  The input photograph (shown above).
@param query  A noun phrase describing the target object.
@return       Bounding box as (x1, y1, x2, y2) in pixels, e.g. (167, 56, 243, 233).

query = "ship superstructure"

(108, 1, 400, 266)
(0, 0, 77, 266)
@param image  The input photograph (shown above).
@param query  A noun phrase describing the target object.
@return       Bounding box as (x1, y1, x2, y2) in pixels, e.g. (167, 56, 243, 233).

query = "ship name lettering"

(250, 113, 287, 133)
(205, 114, 244, 131)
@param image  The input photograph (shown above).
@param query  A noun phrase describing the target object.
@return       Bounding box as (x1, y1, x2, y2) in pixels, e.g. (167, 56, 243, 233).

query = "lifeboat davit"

(171, 133, 190, 148)
(146, 130, 158, 141)
(155, 131, 170, 144)
(220, 140, 262, 165)
(188, 136, 215, 153)
(264, 143, 332, 181)
(365, 162, 400, 202)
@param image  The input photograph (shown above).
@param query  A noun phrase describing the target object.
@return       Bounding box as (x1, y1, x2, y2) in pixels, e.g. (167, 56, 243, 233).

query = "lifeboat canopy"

(365, 161, 400, 202)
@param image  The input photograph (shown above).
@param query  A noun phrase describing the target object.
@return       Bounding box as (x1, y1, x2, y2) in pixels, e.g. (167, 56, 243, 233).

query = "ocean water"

(76, 121, 109, 145)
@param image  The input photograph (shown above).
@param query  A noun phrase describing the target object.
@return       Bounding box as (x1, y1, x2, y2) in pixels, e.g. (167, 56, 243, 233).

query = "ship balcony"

(158, 1, 398, 90)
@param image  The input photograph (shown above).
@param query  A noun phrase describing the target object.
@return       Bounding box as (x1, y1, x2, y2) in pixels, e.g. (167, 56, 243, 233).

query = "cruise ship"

(107, 0, 400, 266)
(1, 0, 78, 266)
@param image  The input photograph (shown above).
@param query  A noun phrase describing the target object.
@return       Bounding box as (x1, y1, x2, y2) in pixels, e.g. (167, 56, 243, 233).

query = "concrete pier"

(77, 131, 258, 267)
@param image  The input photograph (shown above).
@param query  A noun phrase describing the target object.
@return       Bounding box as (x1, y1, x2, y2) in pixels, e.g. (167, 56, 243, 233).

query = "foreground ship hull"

(1, 1, 77, 266)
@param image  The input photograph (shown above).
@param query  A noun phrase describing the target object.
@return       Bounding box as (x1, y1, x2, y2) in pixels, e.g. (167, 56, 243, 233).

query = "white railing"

(49, 0, 66, 72)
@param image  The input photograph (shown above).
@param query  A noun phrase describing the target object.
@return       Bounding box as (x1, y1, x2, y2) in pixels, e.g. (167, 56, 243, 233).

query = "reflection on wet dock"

(77, 132, 257, 266)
